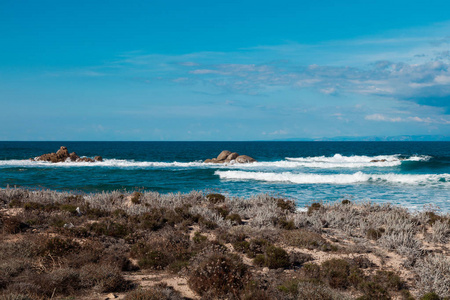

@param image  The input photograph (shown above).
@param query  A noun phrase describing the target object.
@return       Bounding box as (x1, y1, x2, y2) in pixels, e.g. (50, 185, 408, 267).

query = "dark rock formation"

(204, 150, 256, 164)
(33, 146, 103, 163)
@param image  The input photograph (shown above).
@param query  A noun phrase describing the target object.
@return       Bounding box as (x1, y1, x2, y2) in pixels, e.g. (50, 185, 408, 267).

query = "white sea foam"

(0, 154, 431, 170)
(0, 159, 207, 168)
(284, 154, 430, 168)
(215, 170, 450, 186)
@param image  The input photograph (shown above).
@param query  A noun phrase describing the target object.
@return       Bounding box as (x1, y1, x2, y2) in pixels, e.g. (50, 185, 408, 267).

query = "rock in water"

(55, 146, 69, 160)
(227, 152, 239, 161)
(235, 155, 256, 163)
(217, 150, 232, 161)
(69, 152, 79, 161)
(34, 146, 102, 163)
(204, 151, 256, 164)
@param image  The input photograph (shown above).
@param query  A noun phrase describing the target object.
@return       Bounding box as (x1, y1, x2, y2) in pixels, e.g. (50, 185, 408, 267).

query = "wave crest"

(215, 170, 450, 186)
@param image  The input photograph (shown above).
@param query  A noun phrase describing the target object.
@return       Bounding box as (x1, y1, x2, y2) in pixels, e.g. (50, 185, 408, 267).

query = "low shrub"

(59, 204, 78, 214)
(136, 208, 169, 231)
(301, 263, 321, 280)
(420, 292, 441, 300)
(307, 202, 322, 215)
(214, 206, 230, 219)
(373, 270, 403, 291)
(130, 192, 142, 204)
(277, 279, 301, 296)
(80, 263, 129, 292)
(206, 193, 225, 204)
(192, 231, 207, 244)
(425, 212, 443, 225)
(32, 268, 82, 297)
(254, 245, 290, 269)
(236, 238, 271, 258)
(321, 258, 350, 289)
(2, 216, 29, 234)
(367, 227, 385, 240)
(188, 253, 250, 297)
(39, 236, 79, 257)
(130, 232, 192, 270)
(283, 229, 331, 250)
(289, 251, 314, 268)
(278, 218, 295, 230)
(296, 280, 342, 300)
(226, 213, 243, 225)
(357, 281, 390, 300)
(276, 198, 296, 213)
(241, 281, 272, 300)
(342, 199, 351, 205)
(87, 220, 131, 238)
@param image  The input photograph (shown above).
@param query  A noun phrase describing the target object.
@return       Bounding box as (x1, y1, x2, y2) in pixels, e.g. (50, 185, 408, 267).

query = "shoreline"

(1, 187, 449, 299)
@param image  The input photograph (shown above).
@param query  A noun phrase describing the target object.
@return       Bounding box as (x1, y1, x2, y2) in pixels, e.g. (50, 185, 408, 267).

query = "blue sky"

(1, 0, 450, 140)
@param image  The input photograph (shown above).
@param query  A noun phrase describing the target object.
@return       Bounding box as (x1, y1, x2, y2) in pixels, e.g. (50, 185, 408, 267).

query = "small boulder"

(94, 156, 103, 162)
(55, 146, 69, 160)
(77, 157, 94, 163)
(204, 150, 256, 164)
(227, 152, 239, 160)
(217, 150, 232, 161)
(69, 152, 79, 161)
(236, 155, 256, 163)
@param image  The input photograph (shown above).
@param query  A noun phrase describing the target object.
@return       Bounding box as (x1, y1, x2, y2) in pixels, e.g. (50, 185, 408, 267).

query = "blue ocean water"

(1, 141, 449, 211)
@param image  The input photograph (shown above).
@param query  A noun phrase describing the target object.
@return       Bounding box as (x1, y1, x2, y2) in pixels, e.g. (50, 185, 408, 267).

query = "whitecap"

(214, 170, 450, 186)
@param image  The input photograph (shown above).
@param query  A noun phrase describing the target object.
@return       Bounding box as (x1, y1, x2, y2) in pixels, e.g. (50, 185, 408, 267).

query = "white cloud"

(365, 114, 403, 122)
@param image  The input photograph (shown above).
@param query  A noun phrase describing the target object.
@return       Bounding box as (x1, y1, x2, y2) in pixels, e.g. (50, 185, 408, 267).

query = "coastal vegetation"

(0, 187, 449, 299)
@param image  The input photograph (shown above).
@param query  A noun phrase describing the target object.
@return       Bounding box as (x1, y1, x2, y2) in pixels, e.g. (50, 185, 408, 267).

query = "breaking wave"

(215, 170, 450, 186)
(0, 154, 431, 170)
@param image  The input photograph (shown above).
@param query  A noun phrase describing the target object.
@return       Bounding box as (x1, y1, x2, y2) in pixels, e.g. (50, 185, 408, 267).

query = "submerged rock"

(204, 150, 256, 164)
(33, 146, 103, 163)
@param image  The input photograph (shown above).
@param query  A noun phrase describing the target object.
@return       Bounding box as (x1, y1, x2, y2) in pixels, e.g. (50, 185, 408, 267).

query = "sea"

(1, 141, 449, 212)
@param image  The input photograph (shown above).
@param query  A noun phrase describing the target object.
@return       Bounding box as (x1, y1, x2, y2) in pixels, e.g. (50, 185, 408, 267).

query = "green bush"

(420, 292, 441, 300)
(193, 231, 207, 244)
(253, 245, 290, 269)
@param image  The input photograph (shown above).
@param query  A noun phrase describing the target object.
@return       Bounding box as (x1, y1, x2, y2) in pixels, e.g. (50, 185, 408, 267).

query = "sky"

(1, 0, 450, 141)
